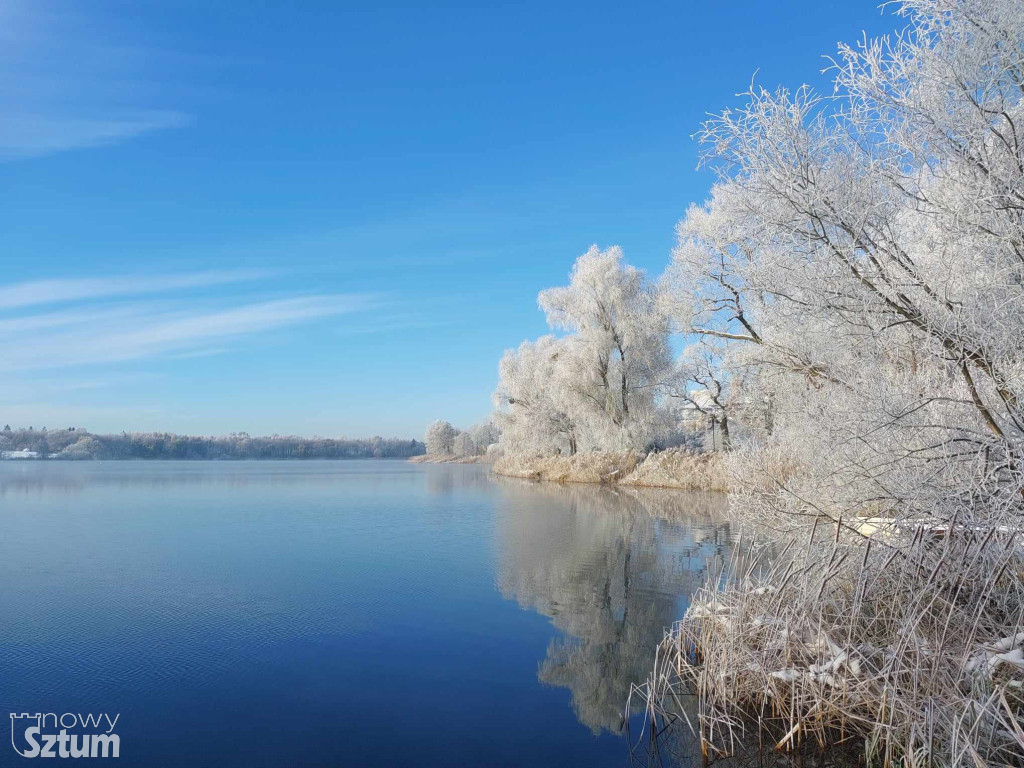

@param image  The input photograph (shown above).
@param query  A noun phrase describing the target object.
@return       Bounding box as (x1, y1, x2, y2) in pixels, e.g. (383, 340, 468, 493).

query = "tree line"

(0, 426, 424, 460)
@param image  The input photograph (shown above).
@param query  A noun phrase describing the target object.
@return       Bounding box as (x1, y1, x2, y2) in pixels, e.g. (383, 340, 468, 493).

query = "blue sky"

(0, 0, 898, 438)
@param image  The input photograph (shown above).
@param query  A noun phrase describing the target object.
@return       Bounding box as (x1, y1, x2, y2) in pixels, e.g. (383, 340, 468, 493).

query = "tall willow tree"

(495, 247, 673, 454)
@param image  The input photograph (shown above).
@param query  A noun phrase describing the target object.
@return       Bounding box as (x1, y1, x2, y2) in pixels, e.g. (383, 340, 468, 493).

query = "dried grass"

(630, 521, 1024, 767)
(619, 449, 732, 492)
(408, 454, 491, 464)
(491, 451, 646, 484)
(492, 449, 730, 490)
(491, 447, 798, 494)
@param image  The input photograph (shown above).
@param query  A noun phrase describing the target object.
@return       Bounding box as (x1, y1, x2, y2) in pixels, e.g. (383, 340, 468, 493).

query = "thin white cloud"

(0, 270, 269, 310)
(0, 110, 193, 161)
(0, 305, 143, 333)
(0, 294, 381, 371)
(0, 1, 193, 160)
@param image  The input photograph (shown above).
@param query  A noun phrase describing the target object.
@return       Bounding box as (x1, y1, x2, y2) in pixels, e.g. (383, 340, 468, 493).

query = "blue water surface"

(0, 461, 732, 767)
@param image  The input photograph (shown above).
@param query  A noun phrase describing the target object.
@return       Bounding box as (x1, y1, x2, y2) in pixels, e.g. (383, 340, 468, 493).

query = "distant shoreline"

(0, 428, 425, 461)
(0, 455, 419, 462)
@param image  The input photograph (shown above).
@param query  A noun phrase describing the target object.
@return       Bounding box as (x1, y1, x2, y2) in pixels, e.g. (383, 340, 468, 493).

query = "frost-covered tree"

(660, 183, 838, 449)
(60, 436, 103, 460)
(496, 247, 674, 455)
(421, 419, 498, 457)
(674, 340, 734, 450)
(452, 431, 476, 457)
(468, 421, 499, 454)
(494, 336, 583, 455)
(686, 0, 1024, 523)
(424, 420, 457, 456)
(539, 246, 673, 446)
(657, 0, 1024, 506)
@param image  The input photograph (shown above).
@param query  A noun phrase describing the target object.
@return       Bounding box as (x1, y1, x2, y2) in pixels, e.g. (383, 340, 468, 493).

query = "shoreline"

(415, 449, 732, 493)
(408, 454, 491, 465)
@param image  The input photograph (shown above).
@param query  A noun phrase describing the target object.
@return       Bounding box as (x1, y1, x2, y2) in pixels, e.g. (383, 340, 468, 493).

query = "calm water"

(0, 461, 732, 767)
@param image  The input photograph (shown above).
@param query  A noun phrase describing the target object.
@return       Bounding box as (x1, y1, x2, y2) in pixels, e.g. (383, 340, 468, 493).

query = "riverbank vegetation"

(418, 419, 499, 462)
(0, 425, 424, 460)
(437, 0, 1024, 762)
(491, 449, 732, 492)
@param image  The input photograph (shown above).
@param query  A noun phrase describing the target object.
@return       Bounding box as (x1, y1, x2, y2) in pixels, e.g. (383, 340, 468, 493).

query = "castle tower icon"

(10, 713, 41, 757)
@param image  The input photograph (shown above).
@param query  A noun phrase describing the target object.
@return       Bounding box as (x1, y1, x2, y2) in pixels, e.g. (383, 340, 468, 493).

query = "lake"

(0, 460, 733, 767)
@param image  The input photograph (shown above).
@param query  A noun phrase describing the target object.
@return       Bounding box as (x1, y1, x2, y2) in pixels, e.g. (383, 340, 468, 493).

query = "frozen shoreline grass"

(490, 451, 644, 484)
(491, 449, 730, 491)
(630, 522, 1024, 767)
(619, 450, 731, 492)
(408, 454, 491, 465)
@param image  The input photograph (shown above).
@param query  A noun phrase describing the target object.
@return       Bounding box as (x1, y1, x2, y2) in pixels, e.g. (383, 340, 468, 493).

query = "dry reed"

(492, 448, 729, 491)
(408, 454, 491, 464)
(491, 451, 646, 484)
(630, 520, 1024, 767)
(619, 449, 731, 492)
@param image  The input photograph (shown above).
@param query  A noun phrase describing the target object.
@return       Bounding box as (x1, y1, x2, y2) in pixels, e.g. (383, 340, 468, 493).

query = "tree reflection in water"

(494, 478, 733, 735)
